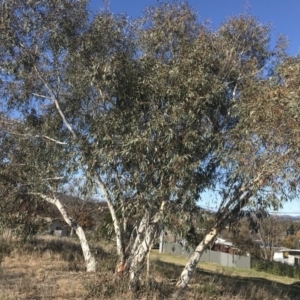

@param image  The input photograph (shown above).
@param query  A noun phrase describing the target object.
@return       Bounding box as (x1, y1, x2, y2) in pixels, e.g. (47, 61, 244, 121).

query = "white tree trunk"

(128, 201, 166, 282)
(175, 228, 218, 290)
(94, 176, 125, 272)
(124, 211, 148, 264)
(173, 189, 254, 299)
(38, 193, 96, 272)
(128, 211, 149, 257)
(95, 175, 160, 277)
(159, 229, 164, 253)
(129, 221, 159, 281)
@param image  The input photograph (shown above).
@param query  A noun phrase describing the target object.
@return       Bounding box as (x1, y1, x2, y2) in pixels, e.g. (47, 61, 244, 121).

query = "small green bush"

(252, 259, 300, 279)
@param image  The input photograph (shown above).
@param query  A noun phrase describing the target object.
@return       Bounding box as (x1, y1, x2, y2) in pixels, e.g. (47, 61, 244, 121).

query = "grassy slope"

(150, 250, 300, 299)
(0, 237, 300, 299)
(151, 250, 298, 285)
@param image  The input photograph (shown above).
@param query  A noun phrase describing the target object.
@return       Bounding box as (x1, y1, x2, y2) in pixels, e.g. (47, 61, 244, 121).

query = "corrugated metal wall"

(163, 242, 251, 269)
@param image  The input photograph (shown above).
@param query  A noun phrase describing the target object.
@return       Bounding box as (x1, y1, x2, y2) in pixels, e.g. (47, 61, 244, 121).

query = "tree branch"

(34, 67, 76, 138)
(8, 131, 67, 145)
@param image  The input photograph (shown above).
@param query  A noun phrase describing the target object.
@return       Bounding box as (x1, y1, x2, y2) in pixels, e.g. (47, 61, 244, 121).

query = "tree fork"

(128, 201, 166, 282)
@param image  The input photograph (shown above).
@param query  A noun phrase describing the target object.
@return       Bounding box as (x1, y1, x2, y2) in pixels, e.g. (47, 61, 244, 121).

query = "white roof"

(277, 248, 300, 253)
(215, 238, 233, 246)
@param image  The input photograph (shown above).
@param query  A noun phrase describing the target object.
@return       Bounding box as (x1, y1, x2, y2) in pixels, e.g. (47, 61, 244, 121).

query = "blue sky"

(89, 1, 300, 214)
(90, 0, 300, 55)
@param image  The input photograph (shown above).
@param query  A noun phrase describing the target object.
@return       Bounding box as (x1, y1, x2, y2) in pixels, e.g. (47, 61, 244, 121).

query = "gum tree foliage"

(1, 0, 295, 287)
(0, 0, 230, 280)
(0, 1, 230, 280)
(0, 125, 49, 237)
(220, 54, 300, 260)
(0, 0, 97, 271)
(0, 115, 81, 240)
(173, 15, 292, 294)
(233, 55, 300, 192)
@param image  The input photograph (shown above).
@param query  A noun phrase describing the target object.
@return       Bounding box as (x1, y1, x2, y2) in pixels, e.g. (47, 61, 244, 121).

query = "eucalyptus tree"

(0, 116, 69, 235)
(1, 0, 294, 289)
(0, 0, 236, 281)
(96, 2, 234, 281)
(0, 0, 154, 276)
(228, 54, 300, 255)
(0, 0, 98, 271)
(174, 15, 290, 294)
(43, 1, 234, 282)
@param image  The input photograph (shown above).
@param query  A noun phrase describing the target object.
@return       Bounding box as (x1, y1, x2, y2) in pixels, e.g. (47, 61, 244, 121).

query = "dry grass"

(151, 250, 299, 285)
(151, 258, 300, 300)
(0, 239, 97, 299)
(0, 237, 300, 299)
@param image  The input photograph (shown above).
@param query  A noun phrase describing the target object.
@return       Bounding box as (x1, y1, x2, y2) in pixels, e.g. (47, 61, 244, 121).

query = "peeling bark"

(128, 201, 166, 282)
(129, 220, 160, 282)
(175, 228, 219, 290)
(159, 229, 164, 253)
(37, 193, 96, 272)
(95, 172, 167, 279)
(124, 211, 149, 272)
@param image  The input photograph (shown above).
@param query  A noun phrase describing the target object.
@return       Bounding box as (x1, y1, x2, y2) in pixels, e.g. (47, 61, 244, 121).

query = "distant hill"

(276, 215, 300, 221)
(41, 193, 108, 229)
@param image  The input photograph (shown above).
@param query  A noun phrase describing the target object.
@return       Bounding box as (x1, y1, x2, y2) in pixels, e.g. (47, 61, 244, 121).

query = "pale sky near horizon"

(89, 1, 300, 214)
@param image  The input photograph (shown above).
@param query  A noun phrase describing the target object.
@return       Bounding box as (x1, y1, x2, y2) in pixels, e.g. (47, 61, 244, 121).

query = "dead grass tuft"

(0, 236, 300, 299)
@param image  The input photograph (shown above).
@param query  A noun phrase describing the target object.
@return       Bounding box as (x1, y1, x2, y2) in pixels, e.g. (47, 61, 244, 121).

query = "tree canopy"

(1, 0, 299, 291)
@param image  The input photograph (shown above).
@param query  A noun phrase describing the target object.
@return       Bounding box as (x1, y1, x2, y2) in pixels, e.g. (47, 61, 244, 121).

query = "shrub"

(252, 259, 300, 279)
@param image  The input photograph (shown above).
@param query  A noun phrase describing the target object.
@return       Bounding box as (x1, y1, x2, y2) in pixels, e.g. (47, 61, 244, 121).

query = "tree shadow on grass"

(152, 259, 300, 300)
